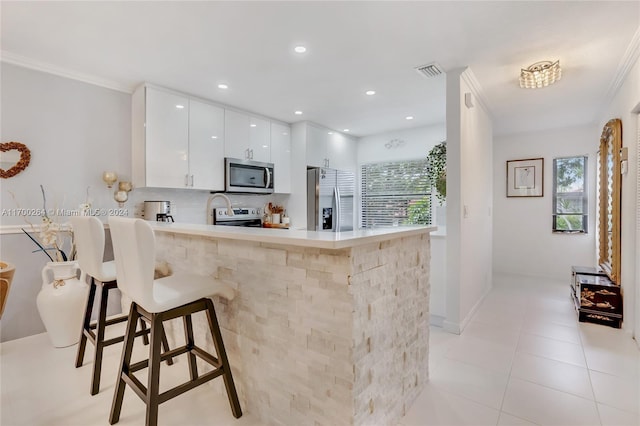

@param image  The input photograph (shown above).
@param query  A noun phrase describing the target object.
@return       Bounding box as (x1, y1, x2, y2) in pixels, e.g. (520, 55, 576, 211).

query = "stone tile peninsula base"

(153, 225, 433, 426)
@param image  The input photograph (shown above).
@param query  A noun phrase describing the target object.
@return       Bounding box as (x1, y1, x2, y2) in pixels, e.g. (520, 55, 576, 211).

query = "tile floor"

(1, 274, 639, 425)
(400, 274, 640, 426)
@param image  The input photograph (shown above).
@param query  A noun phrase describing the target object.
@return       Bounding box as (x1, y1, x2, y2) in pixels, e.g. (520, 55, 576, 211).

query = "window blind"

(361, 160, 432, 228)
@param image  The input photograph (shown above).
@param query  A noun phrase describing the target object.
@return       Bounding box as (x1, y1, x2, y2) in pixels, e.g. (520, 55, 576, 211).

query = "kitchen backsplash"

(128, 187, 290, 225)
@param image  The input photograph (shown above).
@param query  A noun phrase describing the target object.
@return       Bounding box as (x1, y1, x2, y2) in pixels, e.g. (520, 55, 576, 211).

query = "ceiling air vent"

(415, 63, 444, 78)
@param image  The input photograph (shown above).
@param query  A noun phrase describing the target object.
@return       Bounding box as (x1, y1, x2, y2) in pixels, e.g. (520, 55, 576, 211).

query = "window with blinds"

(361, 159, 432, 228)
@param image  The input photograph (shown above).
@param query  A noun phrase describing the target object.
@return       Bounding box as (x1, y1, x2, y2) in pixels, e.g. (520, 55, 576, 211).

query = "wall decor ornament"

(0, 142, 31, 178)
(506, 158, 544, 197)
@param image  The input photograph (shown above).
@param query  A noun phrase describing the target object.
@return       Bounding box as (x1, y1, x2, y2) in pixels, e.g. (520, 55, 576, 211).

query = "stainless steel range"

(213, 207, 263, 227)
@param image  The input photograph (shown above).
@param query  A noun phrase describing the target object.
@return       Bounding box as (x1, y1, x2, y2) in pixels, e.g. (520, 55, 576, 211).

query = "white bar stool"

(108, 217, 242, 426)
(71, 216, 172, 395)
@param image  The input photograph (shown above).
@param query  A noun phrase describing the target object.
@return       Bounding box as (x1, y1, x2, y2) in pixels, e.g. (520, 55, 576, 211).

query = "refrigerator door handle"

(334, 186, 341, 232)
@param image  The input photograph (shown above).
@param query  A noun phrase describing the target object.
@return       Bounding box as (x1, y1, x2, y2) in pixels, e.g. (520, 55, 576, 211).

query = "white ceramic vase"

(36, 261, 88, 348)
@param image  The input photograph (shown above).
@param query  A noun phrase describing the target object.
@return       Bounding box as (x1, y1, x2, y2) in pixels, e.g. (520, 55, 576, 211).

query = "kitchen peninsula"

(152, 223, 435, 426)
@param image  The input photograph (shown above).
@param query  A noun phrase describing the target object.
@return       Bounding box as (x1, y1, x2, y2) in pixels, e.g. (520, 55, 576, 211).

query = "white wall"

(444, 68, 494, 333)
(598, 53, 640, 339)
(357, 124, 445, 164)
(493, 124, 598, 280)
(0, 63, 131, 342)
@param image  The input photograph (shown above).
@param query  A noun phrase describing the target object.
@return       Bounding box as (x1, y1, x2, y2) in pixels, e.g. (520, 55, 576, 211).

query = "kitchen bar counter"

(151, 221, 434, 249)
(153, 224, 434, 426)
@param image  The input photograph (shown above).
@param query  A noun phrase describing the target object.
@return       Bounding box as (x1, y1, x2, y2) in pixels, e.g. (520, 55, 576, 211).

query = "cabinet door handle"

(245, 148, 249, 159)
(190, 175, 194, 187)
(184, 174, 189, 187)
(250, 149, 254, 159)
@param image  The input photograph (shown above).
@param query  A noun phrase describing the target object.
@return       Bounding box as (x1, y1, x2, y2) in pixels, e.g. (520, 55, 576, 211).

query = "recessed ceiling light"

(175, 104, 185, 109)
(294, 46, 307, 53)
(250, 123, 257, 127)
(327, 132, 333, 135)
(405, 116, 414, 120)
(217, 83, 228, 89)
(211, 136, 218, 139)
(294, 111, 303, 115)
(365, 90, 376, 96)
(343, 129, 350, 132)
(262, 145, 268, 148)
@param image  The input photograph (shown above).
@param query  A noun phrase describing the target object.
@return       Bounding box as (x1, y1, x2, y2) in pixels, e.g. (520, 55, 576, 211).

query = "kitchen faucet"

(206, 193, 234, 224)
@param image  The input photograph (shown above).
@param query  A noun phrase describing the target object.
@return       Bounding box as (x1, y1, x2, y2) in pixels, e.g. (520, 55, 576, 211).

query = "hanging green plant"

(427, 141, 446, 205)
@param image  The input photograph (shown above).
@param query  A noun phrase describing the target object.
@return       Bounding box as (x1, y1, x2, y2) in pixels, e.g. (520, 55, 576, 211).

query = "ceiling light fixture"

(294, 111, 303, 115)
(343, 129, 350, 132)
(519, 60, 562, 89)
(294, 46, 307, 53)
(405, 116, 414, 120)
(365, 90, 376, 96)
(217, 83, 228, 89)
(175, 104, 185, 109)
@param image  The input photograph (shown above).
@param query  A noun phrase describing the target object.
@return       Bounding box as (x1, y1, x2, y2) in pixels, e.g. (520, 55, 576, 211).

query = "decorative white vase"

(36, 261, 88, 348)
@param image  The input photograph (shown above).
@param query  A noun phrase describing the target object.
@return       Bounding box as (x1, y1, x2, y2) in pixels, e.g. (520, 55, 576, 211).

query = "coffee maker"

(143, 201, 174, 222)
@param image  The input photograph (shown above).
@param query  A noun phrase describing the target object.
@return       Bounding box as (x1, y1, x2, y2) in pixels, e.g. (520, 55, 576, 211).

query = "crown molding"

(460, 66, 493, 119)
(601, 27, 640, 113)
(0, 50, 134, 94)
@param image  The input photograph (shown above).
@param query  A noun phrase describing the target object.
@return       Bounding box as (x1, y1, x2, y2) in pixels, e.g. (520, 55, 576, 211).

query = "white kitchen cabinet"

(327, 131, 357, 172)
(143, 87, 190, 188)
(304, 122, 356, 171)
(132, 85, 225, 190)
(224, 109, 271, 162)
(305, 123, 328, 168)
(188, 99, 225, 190)
(270, 122, 291, 193)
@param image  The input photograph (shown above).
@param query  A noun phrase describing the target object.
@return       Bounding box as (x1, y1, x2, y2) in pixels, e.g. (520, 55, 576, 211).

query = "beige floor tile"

(399, 385, 500, 426)
(517, 332, 586, 367)
(502, 377, 600, 426)
(510, 351, 593, 400)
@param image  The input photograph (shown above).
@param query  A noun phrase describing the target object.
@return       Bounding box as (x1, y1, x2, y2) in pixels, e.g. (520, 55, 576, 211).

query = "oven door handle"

(264, 167, 272, 189)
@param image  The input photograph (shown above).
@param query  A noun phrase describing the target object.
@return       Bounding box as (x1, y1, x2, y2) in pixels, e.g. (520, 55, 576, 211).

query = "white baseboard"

(440, 284, 492, 335)
(429, 314, 445, 328)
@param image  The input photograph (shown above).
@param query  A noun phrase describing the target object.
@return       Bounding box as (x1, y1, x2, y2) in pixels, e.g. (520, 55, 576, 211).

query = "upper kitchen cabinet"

(304, 122, 357, 171)
(224, 109, 270, 163)
(327, 131, 357, 172)
(188, 99, 225, 190)
(132, 85, 225, 190)
(270, 122, 291, 193)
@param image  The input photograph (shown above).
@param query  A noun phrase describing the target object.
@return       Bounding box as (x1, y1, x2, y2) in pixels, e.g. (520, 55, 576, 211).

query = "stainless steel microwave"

(225, 158, 274, 194)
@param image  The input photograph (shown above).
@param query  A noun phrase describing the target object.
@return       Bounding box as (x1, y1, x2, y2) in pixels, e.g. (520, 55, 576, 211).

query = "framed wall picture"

(506, 158, 543, 197)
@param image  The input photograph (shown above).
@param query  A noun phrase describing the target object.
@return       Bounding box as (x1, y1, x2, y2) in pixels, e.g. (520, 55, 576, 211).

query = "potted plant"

(427, 141, 446, 205)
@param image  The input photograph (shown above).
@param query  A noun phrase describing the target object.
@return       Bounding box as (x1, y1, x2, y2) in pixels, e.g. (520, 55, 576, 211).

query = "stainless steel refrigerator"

(307, 167, 355, 232)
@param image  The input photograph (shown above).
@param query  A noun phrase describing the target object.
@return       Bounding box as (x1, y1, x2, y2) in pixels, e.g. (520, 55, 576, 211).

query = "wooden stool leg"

(139, 317, 149, 345)
(183, 314, 198, 381)
(109, 304, 140, 425)
(204, 299, 242, 418)
(145, 313, 164, 426)
(160, 323, 174, 366)
(90, 283, 110, 395)
(75, 277, 97, 368)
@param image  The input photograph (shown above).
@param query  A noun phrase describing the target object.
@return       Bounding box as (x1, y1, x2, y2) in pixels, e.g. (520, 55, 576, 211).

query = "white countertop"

(151, 222, 436, 249)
